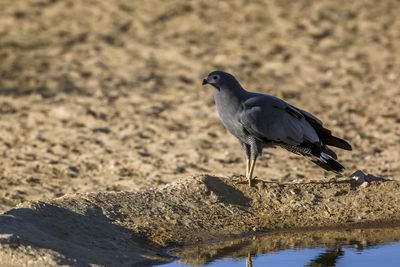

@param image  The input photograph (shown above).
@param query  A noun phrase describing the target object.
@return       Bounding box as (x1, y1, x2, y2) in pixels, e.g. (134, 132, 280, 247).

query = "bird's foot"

(233, 175, 255, 187)
(233, 176, 248, 185)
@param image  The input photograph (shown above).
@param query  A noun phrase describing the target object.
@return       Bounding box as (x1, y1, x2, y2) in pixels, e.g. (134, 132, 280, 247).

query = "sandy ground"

(0, 0, 399, 213)
(0, 0, 400, 265)
(1, 175, 400, 266)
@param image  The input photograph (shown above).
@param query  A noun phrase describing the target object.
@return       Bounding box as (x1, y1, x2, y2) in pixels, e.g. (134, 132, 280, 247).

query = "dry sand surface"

(0, 0, 400, 265)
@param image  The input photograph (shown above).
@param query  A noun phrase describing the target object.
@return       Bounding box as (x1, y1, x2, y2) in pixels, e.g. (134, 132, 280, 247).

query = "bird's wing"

(243, 95, 305, 119)
(298, 105, 352, 151)
(298, 108, 323, 125)
(239, 95, 320, 145)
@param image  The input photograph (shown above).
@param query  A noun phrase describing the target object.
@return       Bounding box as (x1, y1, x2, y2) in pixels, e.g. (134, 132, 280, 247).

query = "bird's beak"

(202, 78, 209, 85)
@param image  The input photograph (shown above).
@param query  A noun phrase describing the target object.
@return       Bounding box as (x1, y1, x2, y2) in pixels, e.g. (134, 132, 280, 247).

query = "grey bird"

(202, 70, 352, 186)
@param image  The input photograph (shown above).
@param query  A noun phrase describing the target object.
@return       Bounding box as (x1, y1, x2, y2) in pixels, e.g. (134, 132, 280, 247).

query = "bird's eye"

(212, 76, 218, 80)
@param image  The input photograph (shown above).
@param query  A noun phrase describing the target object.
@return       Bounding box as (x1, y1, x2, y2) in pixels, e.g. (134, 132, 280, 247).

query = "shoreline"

(1, 174, 400, 266)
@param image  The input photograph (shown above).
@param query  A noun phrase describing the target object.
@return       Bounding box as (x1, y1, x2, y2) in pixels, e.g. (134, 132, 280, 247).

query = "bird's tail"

(308, 151, 345, 173)
(278, 141, 346, 174)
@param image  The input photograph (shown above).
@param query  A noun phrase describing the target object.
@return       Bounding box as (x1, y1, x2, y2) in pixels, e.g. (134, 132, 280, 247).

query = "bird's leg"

(246, 158, 251, 177)
(247, 140, 261, 186)
(240, 142, 251, 180)
(247, 157, 257, 186)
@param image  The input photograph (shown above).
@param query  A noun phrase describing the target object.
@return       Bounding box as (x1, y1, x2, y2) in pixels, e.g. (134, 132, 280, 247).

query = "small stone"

(350, 170, 366, 185)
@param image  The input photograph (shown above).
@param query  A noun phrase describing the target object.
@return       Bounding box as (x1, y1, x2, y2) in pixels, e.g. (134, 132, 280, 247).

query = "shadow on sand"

(0, 202, 173, 266)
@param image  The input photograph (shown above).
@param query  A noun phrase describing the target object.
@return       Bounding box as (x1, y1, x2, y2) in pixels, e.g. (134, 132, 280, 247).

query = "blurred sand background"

(0, 0, 399, 213)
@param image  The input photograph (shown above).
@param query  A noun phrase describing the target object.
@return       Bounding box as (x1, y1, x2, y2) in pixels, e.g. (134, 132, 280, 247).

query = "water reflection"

(246, 252, 252, 267)
(168, 227, 400, 266)
(306, 247, 343, 266)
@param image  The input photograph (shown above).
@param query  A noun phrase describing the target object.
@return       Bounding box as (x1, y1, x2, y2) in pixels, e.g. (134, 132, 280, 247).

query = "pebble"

(350, 170, 368, 187)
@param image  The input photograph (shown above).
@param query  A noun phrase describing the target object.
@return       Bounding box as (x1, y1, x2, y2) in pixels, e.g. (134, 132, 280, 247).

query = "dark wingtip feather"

(324, 136, 352, 151)
(302, 112, 352, 151)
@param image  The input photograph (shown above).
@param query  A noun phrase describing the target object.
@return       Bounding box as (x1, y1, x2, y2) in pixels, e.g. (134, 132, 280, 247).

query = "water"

(161, 227, 400, 267)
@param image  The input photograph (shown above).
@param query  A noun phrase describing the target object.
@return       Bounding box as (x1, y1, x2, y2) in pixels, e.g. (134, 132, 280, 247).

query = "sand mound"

(1, 174, 400, 266)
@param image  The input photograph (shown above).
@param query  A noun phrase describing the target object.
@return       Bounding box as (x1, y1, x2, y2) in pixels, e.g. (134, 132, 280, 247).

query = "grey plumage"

(202, 70, 352, 186)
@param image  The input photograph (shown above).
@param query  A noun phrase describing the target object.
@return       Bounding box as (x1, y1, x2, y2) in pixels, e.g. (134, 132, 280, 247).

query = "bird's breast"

(218, 112, 249, 142)
(213, 88, 249, 141)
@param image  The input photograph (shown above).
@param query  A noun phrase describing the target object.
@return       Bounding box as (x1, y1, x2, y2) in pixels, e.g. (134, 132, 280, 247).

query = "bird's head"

(202, 70, 237, 91)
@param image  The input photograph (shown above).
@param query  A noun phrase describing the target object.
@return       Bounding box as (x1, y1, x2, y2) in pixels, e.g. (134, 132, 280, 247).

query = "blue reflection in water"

(163, 242, 400, 267)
